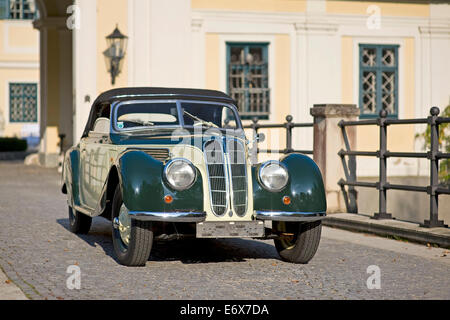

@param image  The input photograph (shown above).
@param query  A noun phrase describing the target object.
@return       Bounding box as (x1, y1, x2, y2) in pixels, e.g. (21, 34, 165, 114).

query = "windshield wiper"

(125, 119, 154, 126)
(183, 111, 219, 128)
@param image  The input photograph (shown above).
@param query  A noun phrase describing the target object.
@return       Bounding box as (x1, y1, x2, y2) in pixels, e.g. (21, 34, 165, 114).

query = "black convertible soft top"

(92, 87, 234, 105)
(82, 87, 235, 138)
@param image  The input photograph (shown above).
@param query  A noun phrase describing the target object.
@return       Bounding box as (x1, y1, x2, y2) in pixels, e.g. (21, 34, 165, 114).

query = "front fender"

(252, 153, 327, 213)
(118, 151, 203, 212)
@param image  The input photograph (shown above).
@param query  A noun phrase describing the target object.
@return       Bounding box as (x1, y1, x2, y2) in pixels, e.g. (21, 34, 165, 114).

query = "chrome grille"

(227, 139, 247, 216)
(144, 149, 170, 162)
(204, 140, 227, 216)
(204, 138, 248, 217)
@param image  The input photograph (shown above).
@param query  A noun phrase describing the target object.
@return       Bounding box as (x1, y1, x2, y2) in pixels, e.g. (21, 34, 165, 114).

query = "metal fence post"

(250, 117, 259, 164)
(423, 107, 446, 228)
(373, 109, 392, 220)
(285, 115, 293, 154)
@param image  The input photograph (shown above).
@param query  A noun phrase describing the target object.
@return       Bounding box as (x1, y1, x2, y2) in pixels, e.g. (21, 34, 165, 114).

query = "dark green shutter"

(0, 0, 10, 19)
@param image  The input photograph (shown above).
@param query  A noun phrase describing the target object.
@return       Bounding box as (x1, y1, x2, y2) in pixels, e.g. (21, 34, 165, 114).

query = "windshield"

(114, 100, 241, 131)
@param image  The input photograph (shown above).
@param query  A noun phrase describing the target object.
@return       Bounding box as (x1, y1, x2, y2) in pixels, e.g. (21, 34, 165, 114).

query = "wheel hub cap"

(117, 204, 131, 246)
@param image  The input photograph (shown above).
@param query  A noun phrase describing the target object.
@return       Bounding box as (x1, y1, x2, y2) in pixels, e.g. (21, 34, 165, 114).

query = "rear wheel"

(273, 220, 322, 264)
(68, 206, 92, 234)
(111, 185, 153, 266)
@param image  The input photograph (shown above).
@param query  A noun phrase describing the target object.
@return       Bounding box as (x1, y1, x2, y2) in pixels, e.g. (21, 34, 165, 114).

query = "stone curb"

(323, 213, 450, 249)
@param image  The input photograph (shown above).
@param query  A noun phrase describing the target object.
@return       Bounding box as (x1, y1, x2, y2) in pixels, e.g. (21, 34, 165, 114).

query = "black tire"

(68, 206, 92, 234)
(111, 185, 153, 266)
(273, 220, 322, 264)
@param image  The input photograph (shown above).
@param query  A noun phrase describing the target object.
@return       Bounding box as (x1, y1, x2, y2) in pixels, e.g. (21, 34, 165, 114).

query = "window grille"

(0, 0, 36, 20)
(9, 83, 38, 123)
(359, 44, 399, 118)
(227, 43, 270, 119)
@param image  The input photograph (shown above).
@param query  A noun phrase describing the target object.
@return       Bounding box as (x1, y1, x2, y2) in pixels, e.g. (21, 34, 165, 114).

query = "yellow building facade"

(0, 3, 39, 146)
(0, 0, 449, 178)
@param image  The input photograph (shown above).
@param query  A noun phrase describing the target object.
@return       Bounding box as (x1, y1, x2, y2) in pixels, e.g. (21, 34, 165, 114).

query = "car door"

(84, 117, 112, 211)
(79, 136, 96, 210)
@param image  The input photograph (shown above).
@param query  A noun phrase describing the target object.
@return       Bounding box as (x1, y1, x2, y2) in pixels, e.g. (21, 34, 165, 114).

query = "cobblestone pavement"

(0, 162, 449, 300)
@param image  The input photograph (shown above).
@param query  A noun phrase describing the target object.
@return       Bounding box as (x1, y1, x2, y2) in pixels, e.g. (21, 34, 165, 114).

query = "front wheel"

(273, 220, 322, 264)
(111, 185, 153, 266)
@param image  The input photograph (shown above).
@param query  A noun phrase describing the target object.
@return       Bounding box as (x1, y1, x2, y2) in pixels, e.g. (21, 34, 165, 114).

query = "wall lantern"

(103, 25, 128, 85)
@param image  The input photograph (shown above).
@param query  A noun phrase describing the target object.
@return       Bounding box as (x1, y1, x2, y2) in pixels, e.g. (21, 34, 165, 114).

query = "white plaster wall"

(127, 0, 151, 86)
(73, 0, 97, 142)
(430, 37, 450, 109)
(128, 0, 192, 87)
(148, 0, 192, 87)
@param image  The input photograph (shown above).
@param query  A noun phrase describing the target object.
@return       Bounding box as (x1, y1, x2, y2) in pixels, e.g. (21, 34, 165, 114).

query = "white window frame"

(219, 34, 276, 123)
(352, 37, 405, 120)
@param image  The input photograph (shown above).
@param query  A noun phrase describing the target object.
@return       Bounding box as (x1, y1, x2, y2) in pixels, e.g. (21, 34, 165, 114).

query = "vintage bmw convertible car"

(62, 87, 326, 266)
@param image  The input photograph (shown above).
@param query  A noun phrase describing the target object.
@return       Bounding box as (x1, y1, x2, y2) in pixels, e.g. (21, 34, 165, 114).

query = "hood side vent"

(144, 149, 170, 162)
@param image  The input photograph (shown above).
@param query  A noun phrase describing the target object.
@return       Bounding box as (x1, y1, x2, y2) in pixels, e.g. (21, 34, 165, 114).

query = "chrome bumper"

(128, 211, 206, 222)
(255, 211, 326, 222)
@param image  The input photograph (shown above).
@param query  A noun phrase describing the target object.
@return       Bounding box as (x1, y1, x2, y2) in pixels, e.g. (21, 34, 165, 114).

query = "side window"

(88, 103, 110, 133)
(359, 44, 399, 118)
(99, 104, 111, 119)
(227, 43, 270, 120)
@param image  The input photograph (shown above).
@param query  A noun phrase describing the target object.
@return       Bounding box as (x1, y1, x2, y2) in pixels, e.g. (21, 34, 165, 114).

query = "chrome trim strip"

(128, 211, 206, 222)
(255, 211, 326, 222)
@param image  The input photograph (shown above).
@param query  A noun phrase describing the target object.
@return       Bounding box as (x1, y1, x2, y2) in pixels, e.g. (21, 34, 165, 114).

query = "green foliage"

(0, 137, 28, 152)
(415, 105, 450, 185)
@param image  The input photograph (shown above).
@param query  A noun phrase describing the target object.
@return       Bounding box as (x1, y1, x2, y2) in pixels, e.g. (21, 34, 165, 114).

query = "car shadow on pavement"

(57, 217, 117, 260)
(57, 218, 281, 265)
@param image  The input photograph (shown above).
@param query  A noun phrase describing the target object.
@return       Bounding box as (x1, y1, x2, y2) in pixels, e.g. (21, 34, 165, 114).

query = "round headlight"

(258, 161, 289, 192)
(164, 159, 196, 191)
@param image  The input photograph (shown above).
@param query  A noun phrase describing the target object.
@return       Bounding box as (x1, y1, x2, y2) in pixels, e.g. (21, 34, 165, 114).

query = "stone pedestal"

(310, 104, 360, 213)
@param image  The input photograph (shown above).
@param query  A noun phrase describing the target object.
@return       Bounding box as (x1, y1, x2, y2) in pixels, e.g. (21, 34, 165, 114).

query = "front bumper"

(255, 211, 326, 222)
(129, 211, 206, 222)
(128, 210, 325, 223)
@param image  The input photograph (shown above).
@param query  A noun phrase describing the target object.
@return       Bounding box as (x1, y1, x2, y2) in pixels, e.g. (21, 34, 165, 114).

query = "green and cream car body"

(62, 88, 327, 266)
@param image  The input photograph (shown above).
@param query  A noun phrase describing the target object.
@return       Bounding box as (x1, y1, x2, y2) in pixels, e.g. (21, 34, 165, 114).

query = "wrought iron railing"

(338, 107, 450, 228)
(243, 115, 313, 158)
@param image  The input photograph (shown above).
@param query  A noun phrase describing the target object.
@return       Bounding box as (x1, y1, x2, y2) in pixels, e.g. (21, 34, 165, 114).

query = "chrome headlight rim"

(163, 158, 197, 191)
(258, 160, 289, 192)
